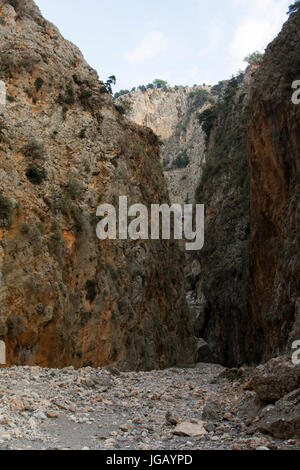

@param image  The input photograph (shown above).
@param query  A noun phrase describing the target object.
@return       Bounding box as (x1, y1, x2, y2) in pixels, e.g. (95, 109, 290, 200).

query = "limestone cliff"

(194, 9, 300, 366)
(194, 72, 253, 366)
(247, 8, 300, 361)
(117, 86, 214, 203)
(0, 0, 196, 369)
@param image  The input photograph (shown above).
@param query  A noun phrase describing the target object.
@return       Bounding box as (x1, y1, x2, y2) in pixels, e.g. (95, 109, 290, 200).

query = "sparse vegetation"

(172, 152, 189, 169)
(100, 75, 116, 95)
(7, 0, 18, 9)
(287, 1, 300, 14)
(114, 79, 169, 99)
(189, 88, 214, 109)
(0, 191, 13, 227)
(6, 314, 24, 337)
(48, 220, 65, 259)
(6, 94, 15, 102)
(34, 77, 44, 92)
(244, 51, 264, 66)
(79, 128, 86, 139)
(67, 177, 84, 200)
(115, 99, 132, 115)
(197, 107, 217, 143)
(85, 280, 97, 302)
(114, 89, 130, 99)
(57, 82, 75, 106)
(78, 87, 92, 106)
(20, 222, 30, 235)
(0, 53, 16, 75)
(26, 165, 47, 185)
(23, 140, 45, 160)
(163, 156, 170, 170)
(211, 81, 226, 97)
(152, 79, 169, 89)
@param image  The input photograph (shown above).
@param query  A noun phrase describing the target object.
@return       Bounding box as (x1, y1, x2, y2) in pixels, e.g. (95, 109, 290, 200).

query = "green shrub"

(79, 128, 86, 139)
(152, 79, 169, 89)
(287, 1, 300, 14)
(114, 89, 130, 99)
(48, 224, 65, 259)
(20, 222, 30, 235)
(67, 177, 84, 200)
(100, 75, 116, 95)
(172, 152, 189, 169)
(244, 51, 264, 66)
(26, 165, 47, 185)
(34, 77, 44, 91)
(85, 280, 97, 302)
(189, 88, 209, 98)
(0, 53, 16, 75)
(0, 192, 13, 227)
(163, 156, 170, 170)
(115, 99, 131, 115)
(28, 224, 43, 250)
(79, 87, 92, 104)
(7, 0, 22, 12)
(189, 88, 214, 109)
(6, 94, 15, 102)
(211, 81, 226, 97)
(6, 314, 24, 337)
(197, 107, 218, 142)
(7, 0, 17, 7)
(23, 140, 45, 160)
(57, 82, 75, 106)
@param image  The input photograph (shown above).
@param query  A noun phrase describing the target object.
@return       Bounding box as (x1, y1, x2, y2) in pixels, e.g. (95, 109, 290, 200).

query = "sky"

(35, 0, 292, 92)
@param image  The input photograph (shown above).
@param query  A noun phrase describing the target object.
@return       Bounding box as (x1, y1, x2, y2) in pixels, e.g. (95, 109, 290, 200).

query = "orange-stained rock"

(0, 0, 196, 370)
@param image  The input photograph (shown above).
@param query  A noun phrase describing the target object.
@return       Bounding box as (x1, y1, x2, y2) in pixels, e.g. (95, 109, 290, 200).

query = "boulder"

(254, 389, 300, 439)
(247, 358, 300, 403)
(173, 421, 207, 437)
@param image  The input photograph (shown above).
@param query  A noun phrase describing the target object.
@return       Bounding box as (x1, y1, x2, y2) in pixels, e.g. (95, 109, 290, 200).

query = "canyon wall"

(195, 10, 300, 366)
(118, 86, 213, 203)
(194, 72, 253, 366)
(0, 0, 196, 369)
(247, 8, 300, 361)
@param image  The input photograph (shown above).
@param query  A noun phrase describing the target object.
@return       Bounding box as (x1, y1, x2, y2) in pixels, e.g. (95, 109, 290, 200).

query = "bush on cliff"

(0, 192, 13, 227)
(26, 165, 47, 185)
(287, 1, 300, 14)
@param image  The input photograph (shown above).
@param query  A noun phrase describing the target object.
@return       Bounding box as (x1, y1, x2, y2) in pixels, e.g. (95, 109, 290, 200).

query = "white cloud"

(229, 0, 289, 70)
(199, 18, 223, 56)
(124, 31, 168, 64)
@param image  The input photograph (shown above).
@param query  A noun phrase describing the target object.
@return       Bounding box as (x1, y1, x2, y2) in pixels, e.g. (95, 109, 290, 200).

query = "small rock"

(205, 422, 216, 433)
(173, 421, 207, 437)
(46, 411, 59, 419)
(165, 411, 179, 426)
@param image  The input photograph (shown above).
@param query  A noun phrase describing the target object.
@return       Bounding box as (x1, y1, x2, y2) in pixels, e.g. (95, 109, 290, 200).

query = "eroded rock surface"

(0, 0, 196, 369)
(247, 8, 300, 361)
(231, 357, 300, 440)
(118, 86, 213, 203)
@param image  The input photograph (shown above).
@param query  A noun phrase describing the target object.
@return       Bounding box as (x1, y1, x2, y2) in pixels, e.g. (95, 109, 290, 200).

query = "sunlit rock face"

(118, 85, 213, 204)
(0, 0, 196, 369)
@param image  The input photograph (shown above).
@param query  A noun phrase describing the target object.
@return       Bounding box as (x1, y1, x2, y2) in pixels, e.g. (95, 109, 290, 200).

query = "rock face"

(232, 357, 300, 439)
(0, 0, 196, 369)
(194, 72, 253, 366)
(118, 86, 213, 203)
(193, 9, 300, 366)
(247, 9, 300, 361)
